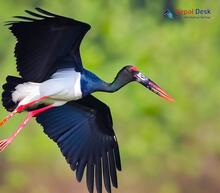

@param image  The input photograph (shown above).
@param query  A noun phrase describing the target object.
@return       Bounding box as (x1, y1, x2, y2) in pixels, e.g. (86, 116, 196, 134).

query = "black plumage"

(2, 76, 25, 112)
(7, 7, 90, 82)
(36, 95, 121, 193)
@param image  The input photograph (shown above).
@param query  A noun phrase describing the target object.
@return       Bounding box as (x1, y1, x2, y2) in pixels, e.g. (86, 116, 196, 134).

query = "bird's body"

(13, 68, 82, 108)
(41, 68, 82, 101)
(0, 8, 174, 193)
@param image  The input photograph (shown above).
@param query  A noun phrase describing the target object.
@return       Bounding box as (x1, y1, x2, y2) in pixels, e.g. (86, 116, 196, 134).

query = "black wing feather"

(35, 7, 59, 17)
(95, 155, 102, 193)
(8, 8, 91, 82)
(102, 148, 111, 193)
(25, 10, 49, 18)
(13, 16, 37, 21)
(87, 158, 95, 193)
(36, 95, 121, 193)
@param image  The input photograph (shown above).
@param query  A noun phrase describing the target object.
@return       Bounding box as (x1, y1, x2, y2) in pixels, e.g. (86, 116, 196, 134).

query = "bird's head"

(121, 65, 175, 102)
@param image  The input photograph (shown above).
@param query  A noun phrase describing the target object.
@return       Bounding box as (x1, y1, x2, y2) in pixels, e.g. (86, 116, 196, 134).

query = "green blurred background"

(0, 0, 220, 193)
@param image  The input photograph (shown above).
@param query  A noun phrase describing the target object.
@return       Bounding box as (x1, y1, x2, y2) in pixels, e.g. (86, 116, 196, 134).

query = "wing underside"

(36, 95, 121, 193)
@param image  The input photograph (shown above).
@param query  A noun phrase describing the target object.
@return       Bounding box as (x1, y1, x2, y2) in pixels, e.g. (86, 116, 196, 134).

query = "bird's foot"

(0, 138, 12, 152)
(0, 104, 54, 152)
(0, 113, 32, 152)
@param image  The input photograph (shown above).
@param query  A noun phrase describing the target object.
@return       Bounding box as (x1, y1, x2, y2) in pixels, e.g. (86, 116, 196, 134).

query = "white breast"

(39, 68, 82, 101)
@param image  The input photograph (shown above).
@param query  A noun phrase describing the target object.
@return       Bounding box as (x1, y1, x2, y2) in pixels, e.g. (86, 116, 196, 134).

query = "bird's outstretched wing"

(36, 95, 121, 193)
(7, 8, 91, 82)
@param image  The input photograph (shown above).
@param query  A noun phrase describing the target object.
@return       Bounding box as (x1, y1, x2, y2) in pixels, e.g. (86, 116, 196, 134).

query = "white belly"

(13, 68, 82, 107)
(40, 68, 82, 100)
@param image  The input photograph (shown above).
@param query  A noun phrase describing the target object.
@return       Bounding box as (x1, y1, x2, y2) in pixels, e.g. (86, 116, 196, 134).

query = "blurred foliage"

(0, 0, 220, 193)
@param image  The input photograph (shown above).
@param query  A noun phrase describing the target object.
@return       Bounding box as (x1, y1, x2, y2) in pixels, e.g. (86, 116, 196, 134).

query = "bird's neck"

(81, 69, 132, 96)
(103, 74, 131, 93)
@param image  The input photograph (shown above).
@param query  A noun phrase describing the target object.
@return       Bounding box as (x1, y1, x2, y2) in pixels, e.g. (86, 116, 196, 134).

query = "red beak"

(147, 79, 175, 102)
(134, 72, 175, 102)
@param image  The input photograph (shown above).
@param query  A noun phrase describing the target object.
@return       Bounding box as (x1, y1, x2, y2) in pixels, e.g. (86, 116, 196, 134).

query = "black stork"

(0, 8, 174, 193)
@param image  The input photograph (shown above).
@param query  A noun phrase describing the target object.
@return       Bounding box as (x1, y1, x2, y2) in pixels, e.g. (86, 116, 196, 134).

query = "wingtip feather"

(25, 9, 50, 18)
(35, 7, 58, 17)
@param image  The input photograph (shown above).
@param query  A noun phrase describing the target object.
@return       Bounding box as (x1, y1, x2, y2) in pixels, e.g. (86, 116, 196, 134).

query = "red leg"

(0, 96, 48, 128)
(0, 104, 53, 152)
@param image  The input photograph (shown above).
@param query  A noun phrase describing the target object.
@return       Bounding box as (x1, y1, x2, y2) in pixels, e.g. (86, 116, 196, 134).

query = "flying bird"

(0, 8, 174, 193)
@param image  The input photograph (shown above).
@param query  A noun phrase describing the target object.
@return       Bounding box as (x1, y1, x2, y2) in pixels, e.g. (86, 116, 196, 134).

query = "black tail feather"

(2, 76, 25, 112)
